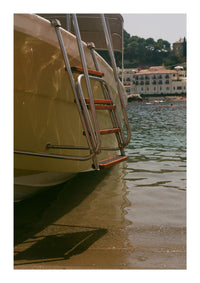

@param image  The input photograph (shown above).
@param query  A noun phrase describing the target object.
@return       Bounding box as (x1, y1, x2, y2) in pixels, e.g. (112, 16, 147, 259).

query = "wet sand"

(14, 164, 186, 269)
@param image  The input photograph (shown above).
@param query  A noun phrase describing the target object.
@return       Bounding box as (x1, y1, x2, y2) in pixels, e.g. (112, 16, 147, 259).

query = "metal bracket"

(50, 19, 61, 27)
(87, 42, 96, 50)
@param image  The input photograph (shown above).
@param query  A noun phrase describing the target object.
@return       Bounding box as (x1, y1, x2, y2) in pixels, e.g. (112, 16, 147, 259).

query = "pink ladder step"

(85, 98, 113, 104)
(98, 155, 127, 169)
(85, 98, 116, 110)
(100, 128, 120, 135)
(71, 66, 104, 77)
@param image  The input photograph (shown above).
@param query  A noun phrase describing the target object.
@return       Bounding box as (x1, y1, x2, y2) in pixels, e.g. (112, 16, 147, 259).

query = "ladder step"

(71, 66, 104, 77)
(98, 155, 127, 169)
(85, 98, 116, 110)
(83, 128, 120, 136)
(100, 128, 120, 135)
(88, 104, 116, 110)
(85, 98, 113, 104)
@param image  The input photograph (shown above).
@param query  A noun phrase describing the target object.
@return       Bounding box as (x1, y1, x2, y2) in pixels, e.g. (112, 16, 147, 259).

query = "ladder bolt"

(87, 42, 96, 49)
(50, 19, 61, 27)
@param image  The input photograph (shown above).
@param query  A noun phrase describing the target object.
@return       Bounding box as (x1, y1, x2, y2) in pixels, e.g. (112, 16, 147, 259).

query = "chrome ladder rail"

(71, 14, 103, 169)
(49, 19, 98, 164)
(100, 14, 131, 146)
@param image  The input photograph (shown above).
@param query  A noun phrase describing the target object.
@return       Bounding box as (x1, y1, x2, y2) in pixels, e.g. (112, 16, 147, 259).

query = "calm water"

(14, 100, 186, 269)
(125, 100, 186, 192)
(124, 100, 186, 226)
(123, 100, 186, 268)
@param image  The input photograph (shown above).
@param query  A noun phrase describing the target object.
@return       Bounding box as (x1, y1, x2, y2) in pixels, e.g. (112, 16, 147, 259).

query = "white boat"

(14, 14, 131, 201)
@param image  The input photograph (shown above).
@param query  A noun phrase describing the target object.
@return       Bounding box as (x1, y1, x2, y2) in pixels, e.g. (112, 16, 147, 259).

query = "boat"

(14, 13, 131, 201)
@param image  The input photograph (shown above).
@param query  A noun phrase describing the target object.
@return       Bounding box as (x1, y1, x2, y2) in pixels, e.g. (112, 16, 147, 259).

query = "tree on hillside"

(123, 31, 181, 68)
(97, 29, 184, 69)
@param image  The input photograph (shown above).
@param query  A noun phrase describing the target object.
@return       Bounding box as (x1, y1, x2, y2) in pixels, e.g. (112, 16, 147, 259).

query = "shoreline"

(127, 94, 186, 102)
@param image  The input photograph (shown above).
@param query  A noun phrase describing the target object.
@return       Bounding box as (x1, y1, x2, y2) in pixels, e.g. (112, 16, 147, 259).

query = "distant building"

(120, 66, 186, 96)
(121, 68, 138, 85)
(119, 68, 138, 95)
(173, 38, 186, 60)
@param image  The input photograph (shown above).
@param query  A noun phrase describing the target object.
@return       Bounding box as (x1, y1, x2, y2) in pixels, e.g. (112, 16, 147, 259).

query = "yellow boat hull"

(14, 14, 125, 196)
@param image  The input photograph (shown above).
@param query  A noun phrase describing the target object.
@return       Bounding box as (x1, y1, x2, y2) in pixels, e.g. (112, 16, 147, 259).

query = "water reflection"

(14, 164, 130, 268)
(15, 224, 107, 266)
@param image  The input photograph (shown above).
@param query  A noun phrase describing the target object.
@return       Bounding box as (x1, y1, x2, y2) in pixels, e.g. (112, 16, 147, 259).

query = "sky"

(122, 14, 186, 44)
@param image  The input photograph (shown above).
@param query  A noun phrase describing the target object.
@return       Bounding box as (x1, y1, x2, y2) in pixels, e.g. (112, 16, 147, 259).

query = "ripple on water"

(123, 100, 186, 232)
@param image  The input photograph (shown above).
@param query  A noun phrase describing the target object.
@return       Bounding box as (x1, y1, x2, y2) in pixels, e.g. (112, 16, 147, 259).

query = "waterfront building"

(121, 68, 138, 85)
(119, 67, 137, 95)
(121, 66, 186, 96)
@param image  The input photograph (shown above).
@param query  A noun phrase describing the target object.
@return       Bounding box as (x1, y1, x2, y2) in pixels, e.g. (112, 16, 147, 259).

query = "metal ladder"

(48, 14, 131, 169)
(75, 72, 127, 169)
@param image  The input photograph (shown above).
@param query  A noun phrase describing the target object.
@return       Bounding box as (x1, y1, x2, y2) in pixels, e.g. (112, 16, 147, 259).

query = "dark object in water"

(127, 94, 143, 102)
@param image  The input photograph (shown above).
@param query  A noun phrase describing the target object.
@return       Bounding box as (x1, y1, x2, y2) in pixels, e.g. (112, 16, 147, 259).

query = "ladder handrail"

(50, 19, 97, 161)
(72, 14, 101, 154)
(100, 14, 131, 146)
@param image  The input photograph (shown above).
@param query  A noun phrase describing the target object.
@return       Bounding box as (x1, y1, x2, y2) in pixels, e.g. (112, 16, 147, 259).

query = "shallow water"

(123, 100, 186, 268)
(14, 100, 186, 269)
(125, 100, 186, 225)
